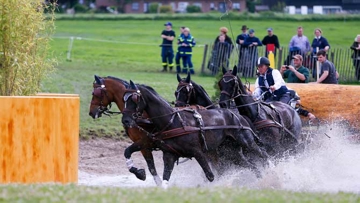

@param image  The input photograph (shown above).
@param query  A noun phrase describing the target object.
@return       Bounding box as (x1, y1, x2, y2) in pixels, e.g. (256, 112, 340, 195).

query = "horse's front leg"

(124, 142, 146, 181)
(162, 151, 178, 189)
(140, 149, 162, 186)
(193, 151, 215, 182)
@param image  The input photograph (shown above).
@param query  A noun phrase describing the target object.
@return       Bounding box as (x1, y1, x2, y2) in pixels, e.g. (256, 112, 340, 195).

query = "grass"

(0, 184, 359, 202)
(43, 19, 360, 138)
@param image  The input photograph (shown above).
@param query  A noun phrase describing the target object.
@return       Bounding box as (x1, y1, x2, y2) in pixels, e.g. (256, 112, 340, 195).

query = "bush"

(159, 5, 172, 13)
(186, 5, 201, 13)
(0, 0, 56, 95)
(149, 3, 159, 13)
(271, 1, 286, 12)
(74, 3, 89, 13)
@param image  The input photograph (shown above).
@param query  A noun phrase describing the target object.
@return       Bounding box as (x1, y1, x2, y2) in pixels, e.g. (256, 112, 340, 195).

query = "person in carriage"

(252, 56, 316, 120)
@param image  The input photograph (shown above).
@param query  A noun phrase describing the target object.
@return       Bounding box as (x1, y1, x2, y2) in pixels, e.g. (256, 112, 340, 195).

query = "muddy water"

(79, 122, 360, 193)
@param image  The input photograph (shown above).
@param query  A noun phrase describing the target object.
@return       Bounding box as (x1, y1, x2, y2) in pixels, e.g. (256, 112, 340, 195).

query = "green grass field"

(0, 184, 359, 202)
(45, 19, 360, 138)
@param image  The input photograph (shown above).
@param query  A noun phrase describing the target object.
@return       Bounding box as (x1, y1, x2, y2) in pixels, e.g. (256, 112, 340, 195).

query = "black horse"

(175, 73, 217, 109)
(122, 81, 269, 188)
(218, 66, 304, 158)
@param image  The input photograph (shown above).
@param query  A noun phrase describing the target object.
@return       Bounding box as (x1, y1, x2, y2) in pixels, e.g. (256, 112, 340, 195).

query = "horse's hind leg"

(141, 149, 162, 186)
(124, 142, 147, 181)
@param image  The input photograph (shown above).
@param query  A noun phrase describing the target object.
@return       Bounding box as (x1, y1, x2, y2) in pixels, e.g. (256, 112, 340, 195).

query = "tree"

(0, 0, 56, 95)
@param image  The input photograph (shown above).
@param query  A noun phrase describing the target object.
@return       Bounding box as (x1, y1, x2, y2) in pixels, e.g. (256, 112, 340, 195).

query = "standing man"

(160, 22, 176, 72)
(287, 26, 311, 64)
(236, 25, 249, 70)
(262, 27, 281, 57)
(280, 54, 309, 83)
(315, 50, 338, 84)
(310, 28, 330, 78)
(242, 29, 263, 77)
(175, 26, 185, 73)
(178, 27, 196, 74)
(252, 57, 290, 103)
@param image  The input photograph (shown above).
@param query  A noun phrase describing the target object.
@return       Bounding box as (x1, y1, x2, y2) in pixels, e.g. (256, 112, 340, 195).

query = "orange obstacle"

(269, 84, 359, 129)
(0, 94, 79, 184)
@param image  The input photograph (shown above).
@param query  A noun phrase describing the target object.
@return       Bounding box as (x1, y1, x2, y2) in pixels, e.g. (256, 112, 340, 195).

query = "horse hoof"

(162, 180, 169, 189)
(135, 169, 146, 181)
(207, 173, 215, 182)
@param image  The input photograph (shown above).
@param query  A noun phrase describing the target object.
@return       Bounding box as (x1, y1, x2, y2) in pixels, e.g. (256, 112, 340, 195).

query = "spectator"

(175, 26, 186, 73)
(253, 57, 290, 103)
(280, 54, 309, 83)
(262, 27, 281, 57)
(178, 27, 196, 74)
(350, 34, 360, 81)
(286, 26, 311, 65)
(160, 22, 175, 72)
(310, 28, 330, 78)
(315, 50, 339, 84)
(242, 29, 263, 77)
(208, 27, 233, 74)
(236, 25, 249, 71)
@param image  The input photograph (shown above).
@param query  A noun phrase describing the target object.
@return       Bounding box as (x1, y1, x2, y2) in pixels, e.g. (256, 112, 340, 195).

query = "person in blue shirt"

(175, 26, 185, 73)
(178, 27, 196, 74)
(160, 22, 176, 72)
(310, 28, 330, 78)
(242, 29, 262, 77)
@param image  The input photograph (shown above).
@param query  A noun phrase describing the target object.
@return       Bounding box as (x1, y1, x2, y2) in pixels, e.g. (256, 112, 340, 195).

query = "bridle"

(175, 81, 194, 107)
(91, 79, 121, 116)
(123, 89, 145, 120)
(218, 73, 242, 99)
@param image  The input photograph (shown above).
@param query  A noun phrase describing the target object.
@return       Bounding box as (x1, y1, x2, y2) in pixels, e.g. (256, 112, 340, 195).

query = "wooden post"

(277, 48, 283, 70)
(201, 44, 209, 74)
(316, 47, 320, 81)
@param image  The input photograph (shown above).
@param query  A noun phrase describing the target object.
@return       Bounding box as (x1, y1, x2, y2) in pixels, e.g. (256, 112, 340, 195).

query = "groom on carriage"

(252, 57, 316, 120)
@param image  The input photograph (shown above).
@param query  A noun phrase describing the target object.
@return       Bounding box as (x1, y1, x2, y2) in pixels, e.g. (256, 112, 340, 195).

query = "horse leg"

(162, 151, 178, 189)
(124, 142, 146, 181)
(193, 151, 215, 182)
(235, 130, 269, 160)
(140, 149, 162, 186)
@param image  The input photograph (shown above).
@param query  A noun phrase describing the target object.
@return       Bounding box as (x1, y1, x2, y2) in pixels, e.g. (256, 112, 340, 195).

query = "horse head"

(89, 75, 127, 119)
(175, 72, 194, 107)
(218, 66, 241, 108)
(122, 80, 146, 128)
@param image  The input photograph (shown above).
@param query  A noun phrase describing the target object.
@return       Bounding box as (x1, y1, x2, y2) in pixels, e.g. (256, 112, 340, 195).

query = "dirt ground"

(79, 138, 164, 176)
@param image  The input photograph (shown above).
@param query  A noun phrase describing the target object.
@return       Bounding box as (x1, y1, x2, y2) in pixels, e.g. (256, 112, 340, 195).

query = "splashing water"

(79, 122, 360, 193)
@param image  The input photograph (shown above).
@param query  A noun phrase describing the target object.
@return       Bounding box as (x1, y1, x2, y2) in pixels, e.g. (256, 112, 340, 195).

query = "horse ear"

(129, 80, 138, 90)
(222, 67, 227, 75)
(177, 74, 182, 82)
(94, 75, 101, 84)
(185, 72, 191, 83)
(232, 65, 238, 76)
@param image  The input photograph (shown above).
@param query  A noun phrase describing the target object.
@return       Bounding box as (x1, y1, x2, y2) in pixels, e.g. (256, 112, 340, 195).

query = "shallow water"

(79, 122, 360, 193)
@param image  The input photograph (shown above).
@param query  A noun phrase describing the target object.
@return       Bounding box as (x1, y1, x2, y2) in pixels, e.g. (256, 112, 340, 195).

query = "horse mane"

(191, 80, 213, 103)
(105, 76, 130, 88)
(138, 84, 171, 107)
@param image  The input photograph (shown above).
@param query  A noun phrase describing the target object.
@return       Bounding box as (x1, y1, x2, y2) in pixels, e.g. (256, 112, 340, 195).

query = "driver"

(253, 56, 291, 103)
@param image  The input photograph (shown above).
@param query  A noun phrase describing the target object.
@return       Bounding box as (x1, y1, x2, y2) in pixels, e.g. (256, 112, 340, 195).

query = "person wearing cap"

(177, 27, 196, 74)
(261, 27, 281, 57)
(280, 54, 309, 83)
(350, 34, 360, 81)
(160, 22, 176, 72)
(242, 29, 263, 77)
(236, 25, 249, 71)
(253, 56, 290, 103)
(175, 26, 186, 73)
(310, 28, 330, 78)
(314, 50, 339, 84)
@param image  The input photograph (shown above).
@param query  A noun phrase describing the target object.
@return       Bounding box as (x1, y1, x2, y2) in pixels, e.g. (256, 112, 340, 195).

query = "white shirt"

(253, 69, 286, 100)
